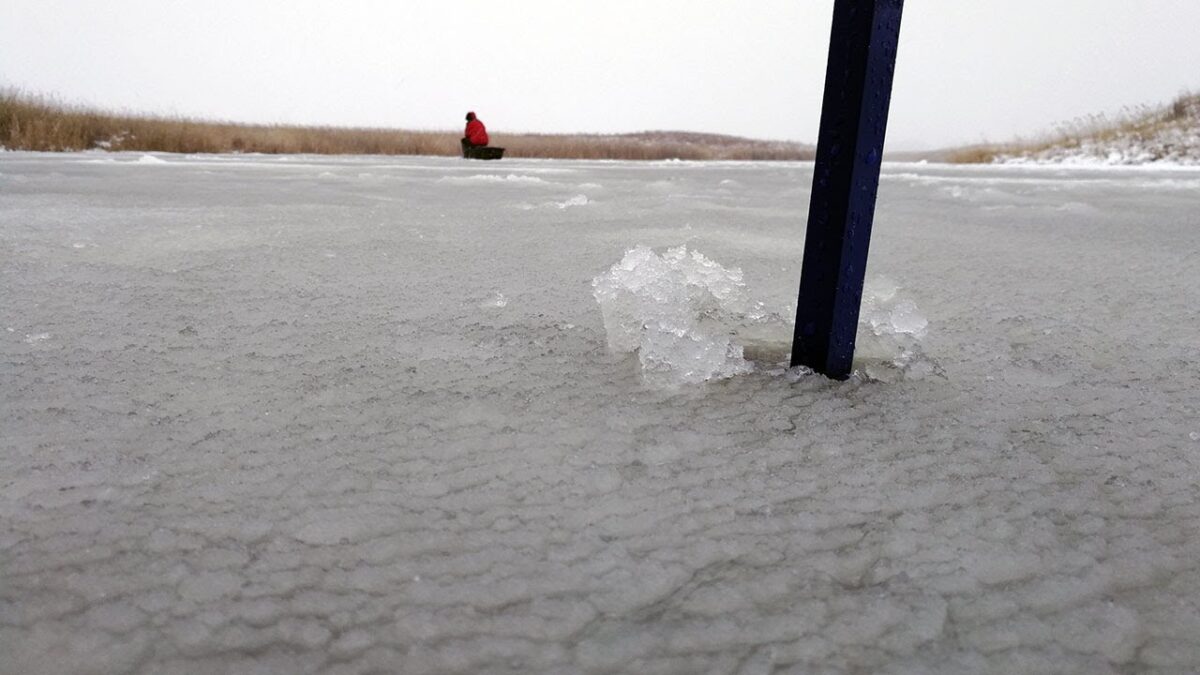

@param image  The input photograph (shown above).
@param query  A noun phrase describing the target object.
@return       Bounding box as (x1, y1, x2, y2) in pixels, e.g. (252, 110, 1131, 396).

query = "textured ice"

(855, 278, 933, 381)
(593, 249, 930, 386)
(2, 152, 1200, 675)
(592, 246, 754, 386)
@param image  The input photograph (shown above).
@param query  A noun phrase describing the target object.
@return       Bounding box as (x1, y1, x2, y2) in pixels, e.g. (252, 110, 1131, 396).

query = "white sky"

(3, 0, 1198, 149)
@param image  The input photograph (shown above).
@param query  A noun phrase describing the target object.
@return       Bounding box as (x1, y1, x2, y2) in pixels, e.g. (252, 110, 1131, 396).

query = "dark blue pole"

(791, 0, 904, 379)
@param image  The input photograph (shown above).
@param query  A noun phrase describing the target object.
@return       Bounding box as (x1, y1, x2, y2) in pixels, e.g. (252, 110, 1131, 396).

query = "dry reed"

(947, 91, 1200, 164)
(1, 90, 814, 161)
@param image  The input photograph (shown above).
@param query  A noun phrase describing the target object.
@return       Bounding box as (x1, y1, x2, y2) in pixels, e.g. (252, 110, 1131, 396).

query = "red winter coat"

(465, 118, 489, 146)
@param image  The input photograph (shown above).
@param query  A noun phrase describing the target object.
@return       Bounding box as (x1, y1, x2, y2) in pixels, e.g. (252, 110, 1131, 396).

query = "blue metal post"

(791, 0, 905, 379)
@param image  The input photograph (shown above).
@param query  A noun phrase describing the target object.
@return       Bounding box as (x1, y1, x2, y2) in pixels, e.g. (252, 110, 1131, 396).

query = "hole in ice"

(592, 247, 934, 386)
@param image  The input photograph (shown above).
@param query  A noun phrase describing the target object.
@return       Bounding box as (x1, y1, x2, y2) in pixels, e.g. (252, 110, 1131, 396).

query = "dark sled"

(461, 142, 505, 160)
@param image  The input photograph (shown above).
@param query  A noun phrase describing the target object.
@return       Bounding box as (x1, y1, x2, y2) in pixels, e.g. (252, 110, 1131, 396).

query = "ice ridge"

(593, 247, 931, 386)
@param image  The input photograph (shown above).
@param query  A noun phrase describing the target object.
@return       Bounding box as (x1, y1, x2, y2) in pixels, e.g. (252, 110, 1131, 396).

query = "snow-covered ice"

(2, 152, 1200, 674)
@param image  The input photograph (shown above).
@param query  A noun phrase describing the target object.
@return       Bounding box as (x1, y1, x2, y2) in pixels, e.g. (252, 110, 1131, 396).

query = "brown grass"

(0, 90, 814, 161)
(497, 131, 813, 161)
(946, 91, 1200, 163)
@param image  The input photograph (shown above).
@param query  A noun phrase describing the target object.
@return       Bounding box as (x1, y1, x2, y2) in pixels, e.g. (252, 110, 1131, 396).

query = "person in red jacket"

(462, 112, 489, 155)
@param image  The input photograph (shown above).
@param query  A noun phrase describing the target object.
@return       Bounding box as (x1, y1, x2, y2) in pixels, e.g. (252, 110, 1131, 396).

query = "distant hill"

(496, 130, 815, 161)
(0, 89, 814, 161)
(946, 92, 1200, 166)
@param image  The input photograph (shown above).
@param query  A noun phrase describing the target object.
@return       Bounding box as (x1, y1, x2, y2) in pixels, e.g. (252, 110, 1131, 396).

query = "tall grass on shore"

(496, 131, 814, 161)
(947, 91, 1200, 164)
(1, 90, 456, 156)
(0, 90, 814, 161)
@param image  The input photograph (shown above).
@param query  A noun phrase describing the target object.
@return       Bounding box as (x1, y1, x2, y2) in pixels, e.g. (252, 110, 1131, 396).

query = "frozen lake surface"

(2, 152, 1199, 674)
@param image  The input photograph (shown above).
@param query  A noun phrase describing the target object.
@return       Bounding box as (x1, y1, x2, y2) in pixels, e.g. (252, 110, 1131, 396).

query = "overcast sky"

(3, 0, 1198, 149)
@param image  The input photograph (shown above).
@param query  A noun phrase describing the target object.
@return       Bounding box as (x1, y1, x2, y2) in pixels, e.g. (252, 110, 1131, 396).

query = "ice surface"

(2, 152, 1200, 674)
